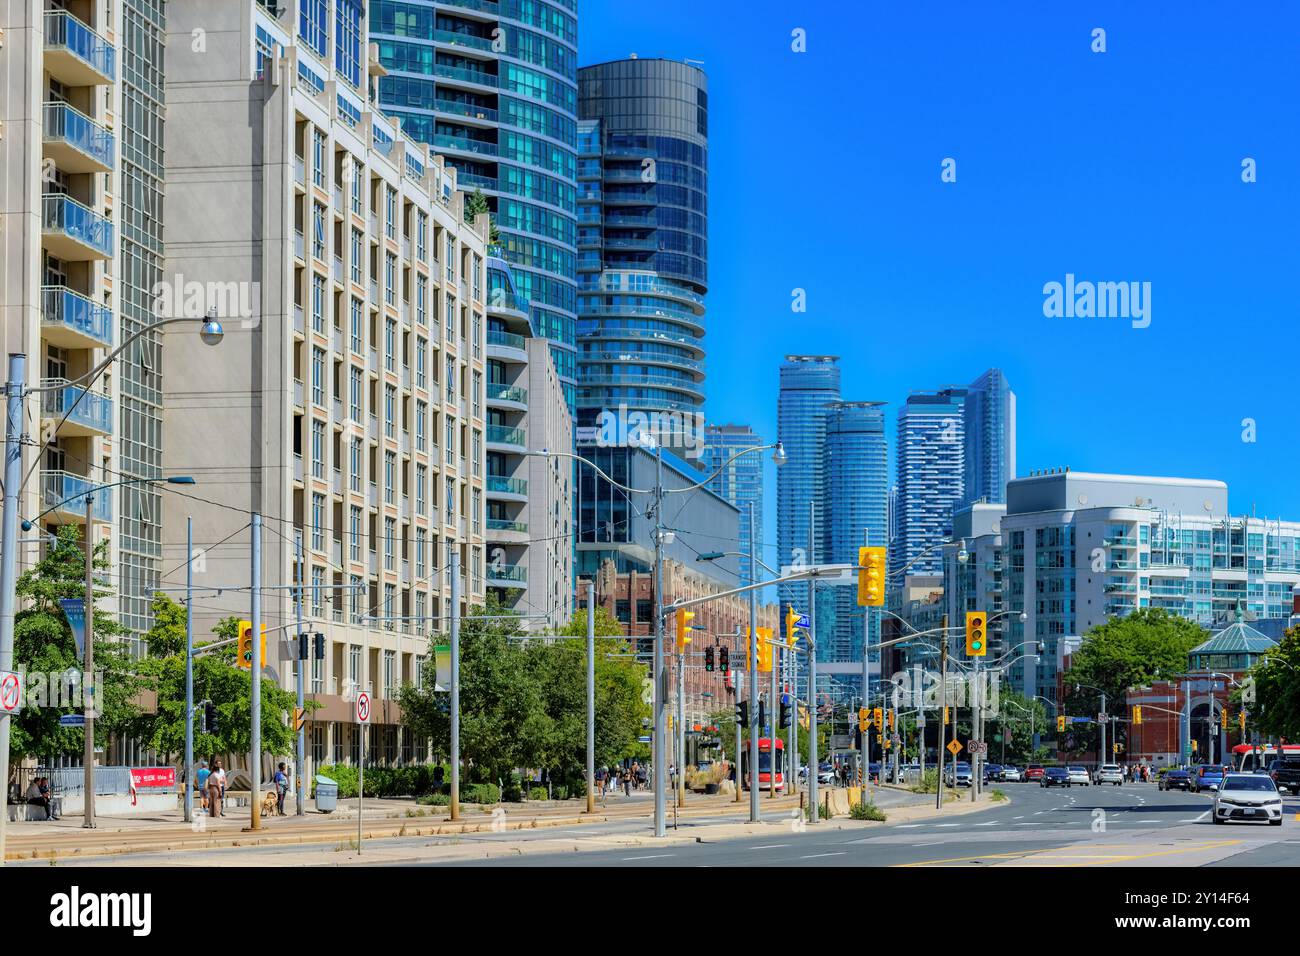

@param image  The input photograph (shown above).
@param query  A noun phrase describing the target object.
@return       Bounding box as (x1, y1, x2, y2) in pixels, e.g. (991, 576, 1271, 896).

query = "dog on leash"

(261, 790, 279, 816)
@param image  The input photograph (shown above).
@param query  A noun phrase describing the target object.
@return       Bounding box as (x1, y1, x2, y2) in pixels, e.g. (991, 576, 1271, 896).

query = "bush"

(849, 801, 886, 822)
(527, 786, 548, 801)
(315, 764, 358, 798)
(464, 782, 501, 805)
(990, 788, 1008, 802)
(910, 769, 939, 794)
(552, 785, 569, 801)
(416, 793, 449, 807)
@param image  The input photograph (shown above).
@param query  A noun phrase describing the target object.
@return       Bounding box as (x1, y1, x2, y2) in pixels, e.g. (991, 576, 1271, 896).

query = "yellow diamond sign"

(946, 739, 962, 756)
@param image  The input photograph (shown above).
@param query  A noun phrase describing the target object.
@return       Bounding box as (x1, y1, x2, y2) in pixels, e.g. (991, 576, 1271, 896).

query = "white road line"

(800, 851, 846, 860)
(1016, 822, 1043, 826)
(1012, 815, 1025, 819)
(1179, 811, 1211, 823)
(934, 824, 960, 828)
(1140, 819, 1161, 823)
(751, 844, 791, 850)
(896, 824, 923, 829)
(622, 853, 674, 860)
(973, 821, 998, 827)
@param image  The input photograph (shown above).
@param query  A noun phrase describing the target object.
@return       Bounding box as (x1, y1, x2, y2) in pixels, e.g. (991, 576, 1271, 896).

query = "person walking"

(207, 759, 225, 818)
(196, 759, 210, 812)
(274, 762, 290, 816)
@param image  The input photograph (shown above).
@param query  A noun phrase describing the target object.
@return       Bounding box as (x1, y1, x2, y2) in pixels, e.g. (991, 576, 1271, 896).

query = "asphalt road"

(439, 781, 1300, 867)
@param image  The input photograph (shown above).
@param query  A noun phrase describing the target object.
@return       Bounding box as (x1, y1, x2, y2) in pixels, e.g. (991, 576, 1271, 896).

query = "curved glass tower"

(370, 0, 579, 407)
(575, 58, 708, 438)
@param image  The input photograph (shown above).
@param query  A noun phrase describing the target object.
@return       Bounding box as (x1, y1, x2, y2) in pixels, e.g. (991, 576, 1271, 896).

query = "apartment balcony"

(486, 475, 528, 500)
(487, 563, 527, 586)
(434, 98, 498, 125)
(433, 64, 498, 90)
(579, 369, 705, 402)
(44, 11, 116, 87)
(486, 382, 527, 410)
(486, 329, 527, 361)
(40, 286, 113, 350)
(41, 471, 112, 524)
(1104, 536, 1139, 548)
(486, 289, 529, 318)
(486, 425, 526, 452)
(43, 102, 114, 174)
(40, 380, 112, 437)
(42, 194, 114, 260)
(433, 134, 498, 158)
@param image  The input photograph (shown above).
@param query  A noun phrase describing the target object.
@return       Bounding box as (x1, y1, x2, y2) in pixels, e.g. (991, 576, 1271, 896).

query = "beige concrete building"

(158, 0, 487, 771)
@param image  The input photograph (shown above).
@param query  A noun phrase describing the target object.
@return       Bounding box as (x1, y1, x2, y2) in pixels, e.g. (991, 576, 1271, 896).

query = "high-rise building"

(822, 402, 888, 691)
(575, 59, 709, 445)
(1, 3, 121, 633)
(893, 387, 967, 578)
(701, 425, 764, 562)
(160, 0, 488, 772)
(370, 0, 580, 408)
(776, 356, 841, 622)
(484, 250, 573, 628)
(962, 368, 1016, 507)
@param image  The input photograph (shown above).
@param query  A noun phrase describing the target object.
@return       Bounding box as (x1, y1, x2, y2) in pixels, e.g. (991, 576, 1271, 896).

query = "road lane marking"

(751, 844, 790, 850)
(622, 853, 674, 860)
(934, 824, 960, 828)
(973, 822, 998, 826)
(897, 839, 1242, 868)
(896, 824, 923, 829)
(800, 851, 846, 859)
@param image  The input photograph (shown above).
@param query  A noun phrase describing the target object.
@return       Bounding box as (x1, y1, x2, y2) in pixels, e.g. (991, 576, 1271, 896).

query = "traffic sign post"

(0, 671, 23, 715)
(947, 739, 962, 756)
(356, 691, 370, 853)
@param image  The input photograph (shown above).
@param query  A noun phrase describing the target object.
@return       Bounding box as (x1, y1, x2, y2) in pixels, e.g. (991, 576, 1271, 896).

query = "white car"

(900, 764, 923, 784)
(1066, 765, 1090, 786)
(1094, 764, 1124, 786)
(1213, 773, 1283, 826)
(1001, 766, 1022, 782)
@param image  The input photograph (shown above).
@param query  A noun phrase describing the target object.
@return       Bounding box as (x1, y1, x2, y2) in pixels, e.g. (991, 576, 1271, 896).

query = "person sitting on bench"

(25, 777, 54, 820)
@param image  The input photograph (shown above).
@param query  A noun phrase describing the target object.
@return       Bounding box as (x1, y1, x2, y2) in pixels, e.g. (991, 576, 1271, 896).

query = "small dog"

(261, 790, 279, 816)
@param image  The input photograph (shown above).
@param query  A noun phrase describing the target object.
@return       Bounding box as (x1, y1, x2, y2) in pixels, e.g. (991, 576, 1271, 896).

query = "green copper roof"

(1189, 621, 1277, 656)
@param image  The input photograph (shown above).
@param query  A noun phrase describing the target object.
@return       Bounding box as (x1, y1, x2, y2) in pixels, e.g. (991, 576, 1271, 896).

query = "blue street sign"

(60, 598, 86, 657)
(637, 735, 652, 743)
(795, 615, 810, 629)
(1070, 716, 1092, 724)
(59, 714, 86, 727)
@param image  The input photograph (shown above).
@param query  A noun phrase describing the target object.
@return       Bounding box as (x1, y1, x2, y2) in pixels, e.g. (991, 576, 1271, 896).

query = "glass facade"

(118, 0, 167, 642)
(962, 367, 1016, 507)
(701, 425, 763, 562)
(893, 388, 967, 578)
(371, 0, 579, 408)
(575, 59, 708, 437)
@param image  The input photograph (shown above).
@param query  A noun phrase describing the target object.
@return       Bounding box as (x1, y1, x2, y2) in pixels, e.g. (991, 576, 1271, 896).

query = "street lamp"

(0, 310, 221, 861)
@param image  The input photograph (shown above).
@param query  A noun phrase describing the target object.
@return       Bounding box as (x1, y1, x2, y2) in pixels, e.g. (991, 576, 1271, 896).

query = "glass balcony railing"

(44, 11, 116, 83)
(486, 382, 528, 405)
(486, 330, 526, 351)
(486, 425, 526, 447)
(43, 102, 115, 171)
(40, 379, 113, 435)
(433, 134, 498, 157)
(486, 475, 528, 496)
(487, 561, 527, 582)
(41, 471, 112, 524)
(486, 289, 530, 315)
(42, 194, 114, 259)
(434, 99, 498, 123)
(434, 65, 498, 88)
(40, 286, 113, 347)
(433, 29, 494, 52)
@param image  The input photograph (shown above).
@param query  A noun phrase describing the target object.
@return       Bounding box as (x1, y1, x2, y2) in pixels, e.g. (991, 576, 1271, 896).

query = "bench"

(7, 797, 64, 821)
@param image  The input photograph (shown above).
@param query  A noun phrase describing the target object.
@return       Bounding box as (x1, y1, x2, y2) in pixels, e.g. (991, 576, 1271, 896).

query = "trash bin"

(314, 775, 338, 813)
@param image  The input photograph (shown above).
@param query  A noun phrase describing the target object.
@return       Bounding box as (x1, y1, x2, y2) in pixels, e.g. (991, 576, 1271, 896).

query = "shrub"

(527, 786, 548, 801)
(315, 764, 358, 798)
(416, 793, 449, 807)
(464, 782, 501, 805)
(849, 801, 887, 822)
(990, 789, 1008, 802)
(552, 785, 568, 801)
(910, 769, 939, 794)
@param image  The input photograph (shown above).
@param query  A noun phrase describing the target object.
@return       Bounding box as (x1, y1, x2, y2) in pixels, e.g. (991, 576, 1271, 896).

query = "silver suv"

(1094, 764, 1124, 785)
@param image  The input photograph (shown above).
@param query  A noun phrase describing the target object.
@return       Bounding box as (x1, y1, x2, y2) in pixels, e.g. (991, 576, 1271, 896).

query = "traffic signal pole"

(249, 512, 262, 831)
(586, 583, 595, 815)
(936, 617, 948, 811)
(769, 640, 777, 800)
(676, 647, 685, 808)
(807, 501, 819, 824)
(747, 503, 760, 824)
(82, 492, 95, 829)
(184, 516, 194, 824)
(295, 533, 305, 816)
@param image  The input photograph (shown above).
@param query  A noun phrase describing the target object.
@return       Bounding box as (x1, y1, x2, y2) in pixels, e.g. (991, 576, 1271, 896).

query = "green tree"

(1247, 626, 1300, 739)
(987, 690, 1049, 764)
(132, 595, 301, 762)
(10, 526, 143, 761)
(463, 188, 500, 245)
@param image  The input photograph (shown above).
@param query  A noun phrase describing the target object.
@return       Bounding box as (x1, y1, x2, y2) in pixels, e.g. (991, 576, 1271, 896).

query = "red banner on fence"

(130, 767, 175, 790)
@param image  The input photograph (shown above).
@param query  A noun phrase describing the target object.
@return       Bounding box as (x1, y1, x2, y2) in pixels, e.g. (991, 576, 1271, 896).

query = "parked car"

(817, 766, 836, 786)
(1041, 767, 1071, 788)
(983, 764, 1003, 783)
(1094, 764, 1124, 786)
(1191, 765, 1229, 793)
(945, 762, 973, 787)
(868, 762, 882, 782)
(1268, 758, 1300, 795)
(1001, 766, 1022, 782)
(1024, 764, 1046, 782)
(1066, 765, 1090, 786)
(1213, 773, 1283, 826)
(1159, 768, 1192, 791)
(900, 764, 923, 784)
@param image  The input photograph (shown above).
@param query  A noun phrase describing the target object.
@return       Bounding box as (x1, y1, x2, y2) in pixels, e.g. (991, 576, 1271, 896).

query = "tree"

(1247, 626, 1300, 739)
(988, 690, 1049, 764)
(132, 595, 300, 763)
(463, 188, 500, 245)
(10, 526, 143, 762)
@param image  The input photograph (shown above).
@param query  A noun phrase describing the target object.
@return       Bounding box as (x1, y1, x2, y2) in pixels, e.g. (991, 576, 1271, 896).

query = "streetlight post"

(295, 532, 306, 815)
(82, 493, 95, 829)
(652, 445, 667, 837)
(450, 549, 461, 821)
(249, 512, 262, 830)
(586, 582, 595, 815)
(184, 516, 194, 824)
(807, 500, 819, 824)
(747, 502, 760, 825)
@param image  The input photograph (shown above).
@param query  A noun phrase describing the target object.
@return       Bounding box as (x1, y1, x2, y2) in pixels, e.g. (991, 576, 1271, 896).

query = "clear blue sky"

(581, 1, 1300, 565)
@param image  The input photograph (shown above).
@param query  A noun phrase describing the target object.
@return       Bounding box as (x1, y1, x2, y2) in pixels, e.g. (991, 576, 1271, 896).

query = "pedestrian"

(622, 765, 632, 797)
(274, 762, 289, 816)
(25, 776, 53, 820)
(207, 759, 224, 817)
(196, 759, 210, 811)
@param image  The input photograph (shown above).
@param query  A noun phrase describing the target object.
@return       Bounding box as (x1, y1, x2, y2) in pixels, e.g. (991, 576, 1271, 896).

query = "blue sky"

(581, 1, 1300, 565)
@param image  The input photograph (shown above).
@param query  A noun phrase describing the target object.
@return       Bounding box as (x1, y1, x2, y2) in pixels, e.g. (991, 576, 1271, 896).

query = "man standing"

(207, 759, 224, 817)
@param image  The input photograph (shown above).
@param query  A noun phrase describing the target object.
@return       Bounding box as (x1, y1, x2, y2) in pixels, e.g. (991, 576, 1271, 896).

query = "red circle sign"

(356, 691, 370, 724)
(0, 673, 20, 712)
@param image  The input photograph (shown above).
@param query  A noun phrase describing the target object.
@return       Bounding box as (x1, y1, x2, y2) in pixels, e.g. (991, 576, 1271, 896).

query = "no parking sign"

(0, 671, 23, 714)
(355, 691, 370, 724)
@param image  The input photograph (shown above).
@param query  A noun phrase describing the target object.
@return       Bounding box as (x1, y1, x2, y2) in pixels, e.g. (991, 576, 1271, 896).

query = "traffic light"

(873, 707, 883, 730)
(858, 707, 869, 731)
(964, 611, 987, 657)
(237, 620, 267, 670)
(1132, 705, 1142, 726)
(298, 633, 310, 660)
(1239, 710, 1247, 732)
(313, 632, 326, 659)
(1113, 742, 1122, 754)
(202, 700, 218, 735)
(943, 706, 950, 725)
(1191, 739, 1199, 753)
(857, 546, 886, 607)
(757, 699, 767, 731)
(888, 709, 896, 732)
(293, 707, 306, 732)
(675, 609, 695, 652)
(705, 647, 715, 672)
(1057, 715, 1067, 733)
(757, 627, 773, 672)
(736, 700, 749, 728)
(779, 699, 790, 727)
(719, 646, 730, 676)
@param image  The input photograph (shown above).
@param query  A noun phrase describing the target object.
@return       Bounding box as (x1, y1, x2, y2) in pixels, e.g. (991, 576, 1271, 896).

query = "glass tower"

(575, 59, 708, 440)
(776, 356, 841, 625)
(893, 388, 968, 578)
(701, 424, 764, 562)
(370, 0, 579, 407)
(962, 368, 1016, 507)
(823, 403, 889, 677)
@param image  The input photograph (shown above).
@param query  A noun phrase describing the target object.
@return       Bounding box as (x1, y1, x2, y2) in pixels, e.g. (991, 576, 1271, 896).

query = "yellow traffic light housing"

(964, 611, 987, 657)
(858, 707, 869, 731)
(757, 627, 774, 672)
(1057, 715, 1066, 733)
(237, 620, 267, 670)
(1132, 705, 1142, 726)
(675, 608, 695, 652)
(857, 546, 886, 607)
